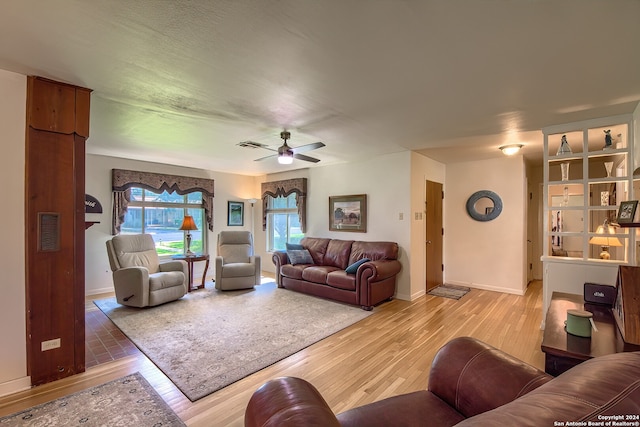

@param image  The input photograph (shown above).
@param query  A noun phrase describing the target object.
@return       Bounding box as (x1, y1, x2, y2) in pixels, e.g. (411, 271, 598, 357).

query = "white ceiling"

(1, 1, 639, 175)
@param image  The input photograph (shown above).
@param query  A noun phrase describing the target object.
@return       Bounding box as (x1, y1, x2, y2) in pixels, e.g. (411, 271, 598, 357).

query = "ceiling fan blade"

(290, 142, 325, 154)
(293, 153, 321, 163)
(254, 153, 278, 161)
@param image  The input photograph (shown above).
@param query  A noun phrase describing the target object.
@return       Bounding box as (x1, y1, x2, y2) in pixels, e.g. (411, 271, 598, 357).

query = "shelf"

(543, 114, 633, 264)
(85, 221, 100, 229)
(618, 223, 640, 228)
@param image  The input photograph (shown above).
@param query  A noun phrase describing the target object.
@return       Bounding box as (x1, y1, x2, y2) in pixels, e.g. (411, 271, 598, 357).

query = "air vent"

(237, 141, 268, 149)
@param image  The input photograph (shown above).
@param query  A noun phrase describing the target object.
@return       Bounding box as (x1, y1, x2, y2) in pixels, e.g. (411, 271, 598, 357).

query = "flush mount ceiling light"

(499, 144, 524, 155)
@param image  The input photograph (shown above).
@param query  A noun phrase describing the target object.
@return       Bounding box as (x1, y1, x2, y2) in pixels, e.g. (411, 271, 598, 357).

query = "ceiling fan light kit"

(278, 152, 294, 164)
(250, 130, 325, 164)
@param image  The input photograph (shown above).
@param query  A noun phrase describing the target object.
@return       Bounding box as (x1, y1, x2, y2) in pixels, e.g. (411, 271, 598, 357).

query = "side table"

(172, 253, 210, 291)
(541, 291, 640, 376)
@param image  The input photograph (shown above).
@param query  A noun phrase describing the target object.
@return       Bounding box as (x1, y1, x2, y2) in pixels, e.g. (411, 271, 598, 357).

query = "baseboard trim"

(446, 280, 525, 296)
(86, 286, 115, 297)
(0, 375, 31, 398)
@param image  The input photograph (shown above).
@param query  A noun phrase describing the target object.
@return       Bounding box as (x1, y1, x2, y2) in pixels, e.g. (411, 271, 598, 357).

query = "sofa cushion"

(118, 249, 161, 273)
(326, 270, 356, 291)
(286, 242, 304, 250)
(302, 266, 341, 284)
(300, 237, 331, 265)
(149, 271, 185, 291)
(345, 258, 370, 274)
(348, 241, 398, 265)
(323, 239, 354, 269)
(455, 352, 640, 426)
(337, 390, 465, 427)
(281, 264, 307, 280)
(287, 249, 314, 265)
(220, 262, 258, 278)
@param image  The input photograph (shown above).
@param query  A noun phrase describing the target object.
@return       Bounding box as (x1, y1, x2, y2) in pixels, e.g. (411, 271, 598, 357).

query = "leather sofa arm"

(358, 259, 401, 282)
(245, 376, 341, 427)
(272, 251, 289, 286)
(428, 337, 552, 418)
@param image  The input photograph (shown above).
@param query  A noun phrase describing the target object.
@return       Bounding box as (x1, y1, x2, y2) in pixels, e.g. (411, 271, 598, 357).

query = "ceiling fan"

(254, 131, 325, 164)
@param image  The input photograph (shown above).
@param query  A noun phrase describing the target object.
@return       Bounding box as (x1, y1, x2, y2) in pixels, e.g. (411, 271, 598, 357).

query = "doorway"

(425, 180, 443, 291)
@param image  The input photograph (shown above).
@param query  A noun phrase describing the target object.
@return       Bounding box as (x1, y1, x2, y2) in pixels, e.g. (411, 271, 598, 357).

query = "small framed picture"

(329, 194, 367, 232)
(227, 201, 244, 226)
(617, 200, 638, 224)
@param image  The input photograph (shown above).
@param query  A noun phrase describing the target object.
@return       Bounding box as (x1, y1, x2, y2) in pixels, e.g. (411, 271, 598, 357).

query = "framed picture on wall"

(329, 194, 367, 232)
(617, 200, 638, 224)
(227, 201, 244, 226)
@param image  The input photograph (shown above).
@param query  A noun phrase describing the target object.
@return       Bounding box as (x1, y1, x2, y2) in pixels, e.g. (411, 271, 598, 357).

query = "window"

(266, 193, 303, 251)
(120, 188, 206, 257)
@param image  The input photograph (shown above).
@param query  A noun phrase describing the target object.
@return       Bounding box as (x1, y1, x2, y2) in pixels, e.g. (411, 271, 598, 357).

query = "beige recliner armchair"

(106, 234, 188, 307)
(215, 231, 261, 290)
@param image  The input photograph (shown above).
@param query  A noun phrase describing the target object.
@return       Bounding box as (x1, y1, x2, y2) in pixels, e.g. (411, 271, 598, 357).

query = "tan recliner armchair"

(215, 231, 261, 290)
(106, 234, 188, 307)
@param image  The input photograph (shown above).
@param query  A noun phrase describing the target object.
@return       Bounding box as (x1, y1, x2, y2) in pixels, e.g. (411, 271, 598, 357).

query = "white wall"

(409, 152, 446, 300)
(444, 156, 528, 295)
(256, 152, 413, 300)
(0, 70, 29, 395)
(85, 154, 257, 295)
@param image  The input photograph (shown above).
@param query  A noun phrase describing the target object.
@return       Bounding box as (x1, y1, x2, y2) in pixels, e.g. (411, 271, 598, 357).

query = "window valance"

(261, 178, 307, 233)
(111, 169, 215, 235)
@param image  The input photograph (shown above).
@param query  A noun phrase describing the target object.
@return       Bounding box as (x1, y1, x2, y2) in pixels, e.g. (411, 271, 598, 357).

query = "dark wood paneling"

(26, 130, 77, 383)
(27, 78, 76, 134)
(74, 89, 91, 138)
(25, 76, 90, 385)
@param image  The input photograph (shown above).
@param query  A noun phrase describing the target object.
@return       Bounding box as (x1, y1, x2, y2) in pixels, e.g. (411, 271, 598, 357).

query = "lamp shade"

(589, 224, 622, 247)
(179, 215, 198, 231)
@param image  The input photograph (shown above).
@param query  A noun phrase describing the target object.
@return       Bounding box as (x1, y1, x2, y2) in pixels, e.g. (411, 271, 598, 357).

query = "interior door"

(426, 180, 443, 291)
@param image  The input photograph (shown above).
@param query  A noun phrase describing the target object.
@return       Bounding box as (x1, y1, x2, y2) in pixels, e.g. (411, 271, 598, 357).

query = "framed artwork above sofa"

(329, 194, 367, 232)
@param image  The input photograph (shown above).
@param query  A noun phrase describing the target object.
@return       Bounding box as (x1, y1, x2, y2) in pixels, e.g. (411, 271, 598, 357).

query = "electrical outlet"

(41, 338, 61, 351)
(398, 212, 404, 220)
(415, 212, 423, 220)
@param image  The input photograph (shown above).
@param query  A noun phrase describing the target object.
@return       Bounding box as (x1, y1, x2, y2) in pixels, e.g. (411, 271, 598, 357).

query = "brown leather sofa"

(245, 336, 640, 426)
(272, 237, 401, 310)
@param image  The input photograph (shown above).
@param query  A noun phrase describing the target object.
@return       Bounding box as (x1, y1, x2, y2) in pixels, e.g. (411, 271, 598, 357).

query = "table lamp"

(589, 219, 622, 259)
(179, 215, 198, 256)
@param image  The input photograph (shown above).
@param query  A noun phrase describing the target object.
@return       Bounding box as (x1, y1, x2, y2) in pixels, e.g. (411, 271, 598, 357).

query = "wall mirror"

(466, 190, 502, 221)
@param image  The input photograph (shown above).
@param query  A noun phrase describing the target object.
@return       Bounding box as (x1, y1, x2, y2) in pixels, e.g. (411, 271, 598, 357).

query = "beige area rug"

(0, 372, 184, 426)
(95, 282, 372, 401)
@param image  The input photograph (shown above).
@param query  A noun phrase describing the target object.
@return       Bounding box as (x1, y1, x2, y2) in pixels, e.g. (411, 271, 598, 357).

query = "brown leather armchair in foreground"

(245, 336, 640, 426)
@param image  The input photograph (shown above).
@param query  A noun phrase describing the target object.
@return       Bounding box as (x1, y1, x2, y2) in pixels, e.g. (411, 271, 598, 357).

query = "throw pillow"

(345, 258, 370, 274)
(287, 249, 314, 265)
(286, 242, 304, 250)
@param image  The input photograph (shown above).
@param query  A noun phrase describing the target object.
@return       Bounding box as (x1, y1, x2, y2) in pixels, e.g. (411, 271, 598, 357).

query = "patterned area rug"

(427, 283, 471, 300)
(95, 282, 372, 401)
(0, 373, 184, 426)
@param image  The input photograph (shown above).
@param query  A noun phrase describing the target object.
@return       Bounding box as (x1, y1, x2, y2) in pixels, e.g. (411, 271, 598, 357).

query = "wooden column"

(25, 76, 91, 385)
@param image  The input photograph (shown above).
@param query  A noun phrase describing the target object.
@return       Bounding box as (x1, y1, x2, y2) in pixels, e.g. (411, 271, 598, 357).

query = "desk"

(172, 254, 210, 291)
(541, 291, 640, 376)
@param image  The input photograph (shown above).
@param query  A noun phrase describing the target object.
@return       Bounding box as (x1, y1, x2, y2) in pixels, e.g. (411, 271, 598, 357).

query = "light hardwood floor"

(0, 279, 545, 426)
